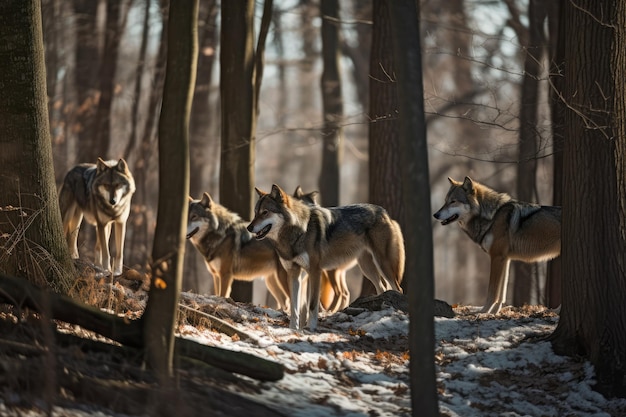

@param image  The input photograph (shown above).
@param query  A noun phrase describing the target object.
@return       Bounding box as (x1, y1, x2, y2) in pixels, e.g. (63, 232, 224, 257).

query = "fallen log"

(0, 273, 284, 381)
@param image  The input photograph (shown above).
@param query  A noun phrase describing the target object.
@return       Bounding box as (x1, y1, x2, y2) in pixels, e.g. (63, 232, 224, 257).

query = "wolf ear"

(462, 176, 474, 193)
(116, 158, 128, 173)
(200, 192, 213, 208)
(270, 184, 287, 203)
(96, 157, 108, 172)
(188, 196, 194, 202)
(255, 187, 267, 198)
(293, 186, 304, 198)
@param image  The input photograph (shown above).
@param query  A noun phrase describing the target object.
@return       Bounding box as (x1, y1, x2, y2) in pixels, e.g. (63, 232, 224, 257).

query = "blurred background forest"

(43, 0, 558, 308)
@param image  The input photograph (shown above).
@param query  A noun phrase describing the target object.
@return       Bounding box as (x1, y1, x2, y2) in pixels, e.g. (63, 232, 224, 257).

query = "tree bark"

(550, 0, 626, 398)
(388, 0, 439, 414)
(0, 0, 75, 292)
(219, 0, 258, 302)
(143, 0, 197, 382)
(513, 0, 546, 306)
(366, 0, 403, 295)
(319, 0, 343, 207)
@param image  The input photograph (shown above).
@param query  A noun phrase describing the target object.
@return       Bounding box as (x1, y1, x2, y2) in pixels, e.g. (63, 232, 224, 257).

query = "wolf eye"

(261, 209, 268, 216)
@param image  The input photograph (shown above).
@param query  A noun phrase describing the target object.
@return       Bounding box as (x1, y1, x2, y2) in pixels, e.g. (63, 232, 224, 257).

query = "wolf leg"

(266, 273, 289, 311)
(95, 222, 112, 272)
(112, 221, 126, 276)
(65, 208, 83, 259)
(357, 253, 386, 294)
(307, 262, 322, 331)
(286, 265, 303, 330)
(482, 256, 509, 314)
(220, 273, 235, 298)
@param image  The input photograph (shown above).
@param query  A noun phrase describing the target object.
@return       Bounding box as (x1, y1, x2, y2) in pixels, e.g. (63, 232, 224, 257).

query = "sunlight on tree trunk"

(0, 0, 75, 292)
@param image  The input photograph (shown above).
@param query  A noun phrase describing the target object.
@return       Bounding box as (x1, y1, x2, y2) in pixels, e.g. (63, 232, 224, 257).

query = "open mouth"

(441, 214, 459, 226)
(186, 227, 199, 239)
(255, 224, 272, 240)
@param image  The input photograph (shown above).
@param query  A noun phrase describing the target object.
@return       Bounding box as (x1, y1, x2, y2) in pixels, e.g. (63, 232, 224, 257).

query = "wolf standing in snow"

(434, 176, 561, 314)
(248, 184, 405, 331)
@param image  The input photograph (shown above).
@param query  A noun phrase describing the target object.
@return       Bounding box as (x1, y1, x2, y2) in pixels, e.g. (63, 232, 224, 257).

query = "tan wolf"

(433, 176, 561, 314)
(59, 158, 135, 276)
(186, 192, 290, 310)
(247, 184, 405, 331)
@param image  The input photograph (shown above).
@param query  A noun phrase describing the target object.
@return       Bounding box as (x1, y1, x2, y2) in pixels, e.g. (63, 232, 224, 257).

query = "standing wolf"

(433, 176, 561, 314)
(59, 158, 135, 276)
(186, 192, 290, 310)
(248, 184, 405, 331)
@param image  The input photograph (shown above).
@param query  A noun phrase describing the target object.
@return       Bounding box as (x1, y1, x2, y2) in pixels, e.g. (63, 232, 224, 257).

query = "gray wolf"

(59, 158, 135, 276)
(293, 186, 351, 313)
(433, 176, 561, 314)
(186, 192, 290, 310)
(247, 184, 405, 331)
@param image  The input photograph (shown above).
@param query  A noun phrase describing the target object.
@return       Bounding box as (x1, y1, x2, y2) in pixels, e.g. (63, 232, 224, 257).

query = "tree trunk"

(92, 0, 123, 159)
(513, 0, 546, 306)
(185, 0, 218, 294)
(143, 0, 197, 382)
(545, 0, 563, 309)
(550, 0, 626, 398)
(388, 0, 439, 414)
(219, 0, 257, 302)
(73, 0, 99, 164)
(0, 0, 75, 292)
(319, 0, 343, 207)
(366, 0, 403, 296)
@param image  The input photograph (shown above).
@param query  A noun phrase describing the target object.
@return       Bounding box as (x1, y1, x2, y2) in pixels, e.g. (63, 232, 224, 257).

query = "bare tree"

(319, 0, 344, 207)
(388, 0, 438, 415)
(0, 0, 75, 291)
(506, 0, 547, 306)
(143, 0, 197, 383)
(550, 0, 626, 397)
(368, 0, 402, 295)
(220, 0, 272, 301)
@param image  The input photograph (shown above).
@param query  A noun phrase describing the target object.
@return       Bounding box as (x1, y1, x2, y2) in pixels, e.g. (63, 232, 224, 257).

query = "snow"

(178, 294, 626, 417)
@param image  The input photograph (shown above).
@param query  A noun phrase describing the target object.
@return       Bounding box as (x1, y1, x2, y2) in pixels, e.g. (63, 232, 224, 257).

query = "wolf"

(433, 176, 561, 314)
(292, 186, 351, 313)
(247, 184, 405, 331)
(186, 192, 290, 310)
(59, 158, 135, 276)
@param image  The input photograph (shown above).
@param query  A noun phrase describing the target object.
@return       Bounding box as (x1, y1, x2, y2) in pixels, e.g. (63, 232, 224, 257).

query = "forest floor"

(0, 272, 625, 417)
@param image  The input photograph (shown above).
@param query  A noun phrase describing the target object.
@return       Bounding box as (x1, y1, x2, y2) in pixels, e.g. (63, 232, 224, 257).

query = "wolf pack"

(59, 158, 561, 331)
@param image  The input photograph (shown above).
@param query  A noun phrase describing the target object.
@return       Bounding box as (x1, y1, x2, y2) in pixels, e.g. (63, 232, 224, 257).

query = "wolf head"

(433, 176, 477, 226)
(94, 158, 135, 207)
(293, 186, 319, 206)
(186, 192, 220, 243)
(247, 184, 293, 241)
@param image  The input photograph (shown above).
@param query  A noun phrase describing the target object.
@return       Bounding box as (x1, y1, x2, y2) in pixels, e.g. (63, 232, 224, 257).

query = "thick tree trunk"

(550, 0, 626, 398)
(0, 0, 75, 292)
